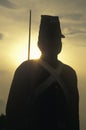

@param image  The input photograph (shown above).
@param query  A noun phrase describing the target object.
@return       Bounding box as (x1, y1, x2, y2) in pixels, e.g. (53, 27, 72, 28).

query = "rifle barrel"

(28, 10, 31, 60)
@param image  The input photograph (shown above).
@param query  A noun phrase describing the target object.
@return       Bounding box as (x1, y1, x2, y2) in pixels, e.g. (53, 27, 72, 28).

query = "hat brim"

(61, 34, 65, 38)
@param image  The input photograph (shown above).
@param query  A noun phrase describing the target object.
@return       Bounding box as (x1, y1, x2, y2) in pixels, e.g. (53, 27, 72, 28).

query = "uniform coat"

(6, 59, 79, 130)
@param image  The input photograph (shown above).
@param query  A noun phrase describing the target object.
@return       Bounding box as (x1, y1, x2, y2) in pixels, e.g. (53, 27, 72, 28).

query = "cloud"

(63, 27, 86, 47)
(0, 0, 16, 9)
(61, 12, 86, 39)
(62, 13, 85, 23)
(0, 33, 4, 40)
(65, 13, 83, 21)
(64, 28, 86, 36)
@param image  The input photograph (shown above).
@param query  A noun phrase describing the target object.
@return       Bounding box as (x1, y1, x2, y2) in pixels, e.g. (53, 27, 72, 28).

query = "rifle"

(28, 10, 31, 60)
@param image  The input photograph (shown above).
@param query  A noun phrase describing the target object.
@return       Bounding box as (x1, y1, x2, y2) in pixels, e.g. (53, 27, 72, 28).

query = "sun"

(10, 40, 41, 67)
(30, 45, 41, 59)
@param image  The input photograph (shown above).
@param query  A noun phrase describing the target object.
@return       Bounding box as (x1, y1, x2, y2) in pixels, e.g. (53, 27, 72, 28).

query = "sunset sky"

(0, 0, 86, 129)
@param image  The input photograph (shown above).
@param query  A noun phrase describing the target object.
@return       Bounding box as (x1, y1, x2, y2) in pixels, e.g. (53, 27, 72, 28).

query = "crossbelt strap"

(38, 60, 70, 105)
(34, 75, 54, 96)
(34, 60, 62, 96)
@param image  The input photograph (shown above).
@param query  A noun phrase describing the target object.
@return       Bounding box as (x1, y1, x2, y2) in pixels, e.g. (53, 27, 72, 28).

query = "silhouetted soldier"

(6, 15, 80, 130)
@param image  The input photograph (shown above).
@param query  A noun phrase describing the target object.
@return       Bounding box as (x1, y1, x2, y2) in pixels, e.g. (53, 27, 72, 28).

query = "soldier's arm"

(61, 64, 80, 130)
(6, 61, 32, 129)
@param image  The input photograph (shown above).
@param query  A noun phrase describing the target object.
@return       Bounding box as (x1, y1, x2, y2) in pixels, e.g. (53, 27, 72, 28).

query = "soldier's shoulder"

(16, 59, 39, 72)
(60, 61, 77, 78)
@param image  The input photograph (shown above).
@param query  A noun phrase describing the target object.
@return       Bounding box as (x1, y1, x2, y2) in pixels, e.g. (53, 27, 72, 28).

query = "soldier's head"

(38, 15, 65, 55)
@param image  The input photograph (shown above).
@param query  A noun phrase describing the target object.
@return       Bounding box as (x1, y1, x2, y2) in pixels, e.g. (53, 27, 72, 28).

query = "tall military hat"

(38, 15, 65, 45)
